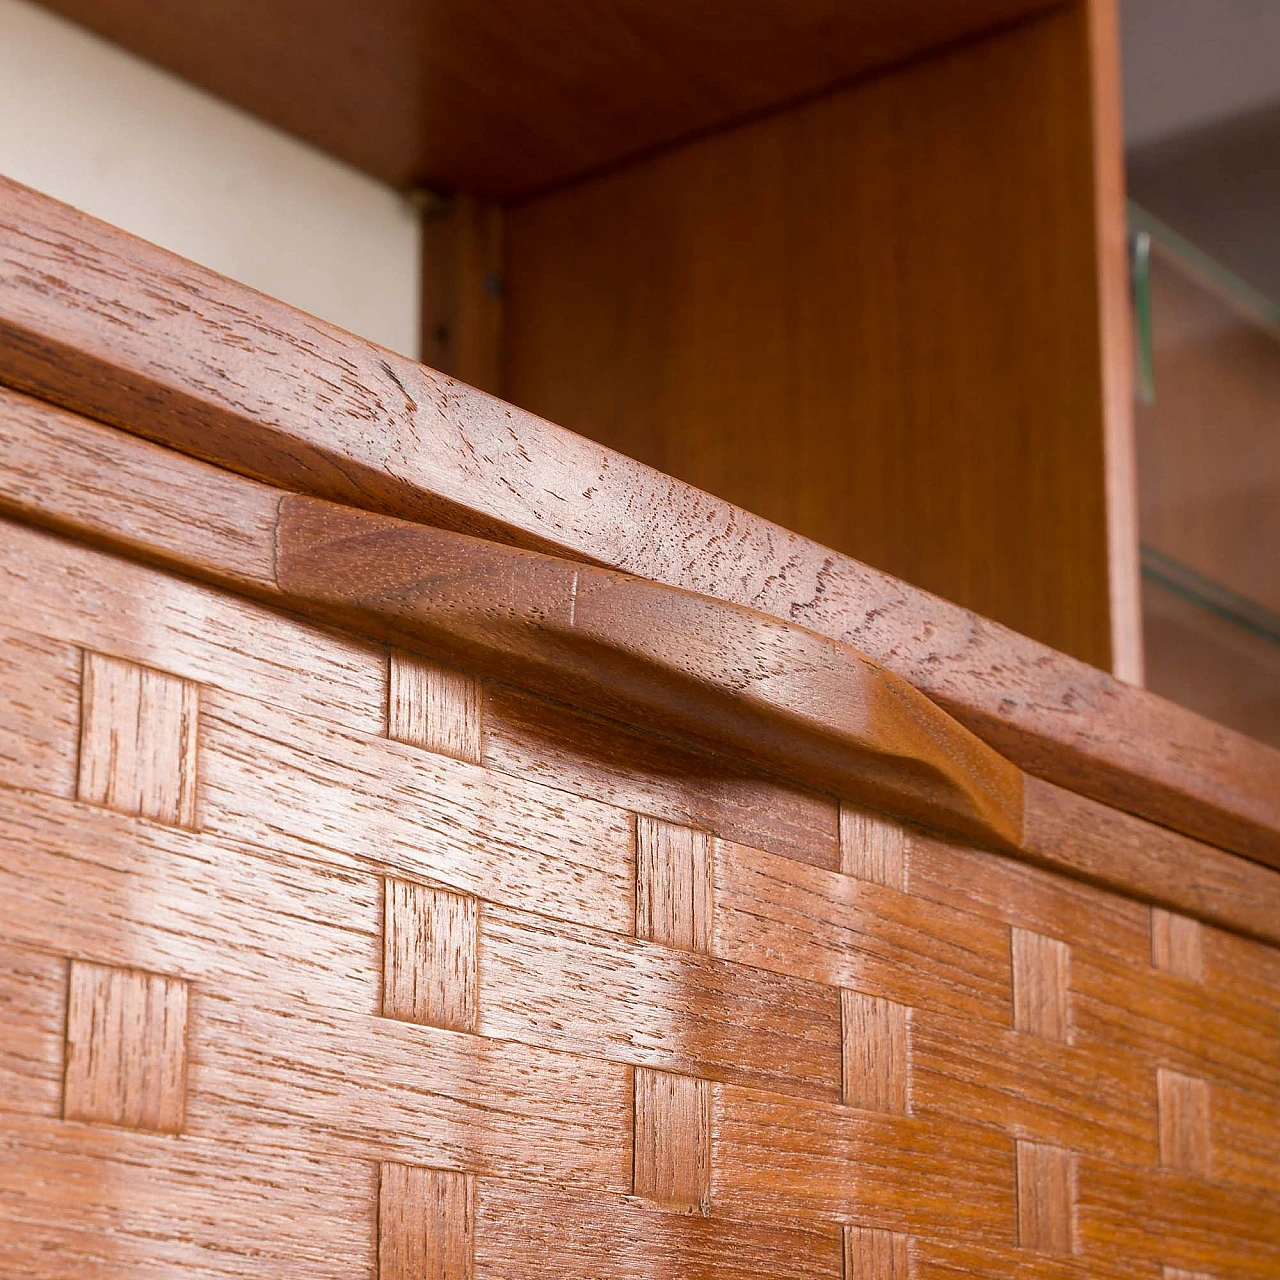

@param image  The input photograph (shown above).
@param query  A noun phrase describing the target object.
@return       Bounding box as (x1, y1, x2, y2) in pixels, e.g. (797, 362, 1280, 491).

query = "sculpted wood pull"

(4, 391, 1279, 941)
(273, 496, 1024, 850)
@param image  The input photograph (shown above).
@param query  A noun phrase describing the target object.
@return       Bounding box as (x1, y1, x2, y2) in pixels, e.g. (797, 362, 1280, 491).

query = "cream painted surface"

(0, 0, 420, 356)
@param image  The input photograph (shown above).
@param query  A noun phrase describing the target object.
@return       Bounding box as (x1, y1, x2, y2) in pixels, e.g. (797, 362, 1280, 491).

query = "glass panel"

(1132, 202, 1280, 748)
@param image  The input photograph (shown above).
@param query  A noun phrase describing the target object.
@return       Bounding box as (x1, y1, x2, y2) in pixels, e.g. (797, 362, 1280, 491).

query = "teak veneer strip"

(2, 388, 1280, 943)
(1, 180, 1278, 868)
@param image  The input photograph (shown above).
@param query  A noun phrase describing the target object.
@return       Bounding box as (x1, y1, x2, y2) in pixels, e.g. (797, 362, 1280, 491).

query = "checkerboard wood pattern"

(1, 515, 1278, 1278)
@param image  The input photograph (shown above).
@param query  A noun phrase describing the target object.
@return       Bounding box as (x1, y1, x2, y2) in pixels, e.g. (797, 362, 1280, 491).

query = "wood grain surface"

(911, 1004, 1158, 1166)
(1012, 928, 1072, 1043)
(77, 650, 199, 828)
(379, 1163, 474, 1280)
(477, 904, 843, 1100)
(1, 183, 1278, 1277)
(633, 1068, 711, 1213)
(32, 0, 1061, 197)
(1152, 908, 1204, 983)
(1157, 1069, 1211, 1177)
(1016, 1141, 1077, 1253)
(840, 991, 911, 1115)
(635, 817, 713, 954)
(0, 182, 1274, 866)
(0, 376, 1025, 851)
(839, 806, 908, 890)
(271, 494, 1025, 851)
(0, 625, 79, 798)
(483, 680, 841, 872)
(0, 1115, 378, 1278)
(710, 1084, 1017, 1238)
(474, 1181, 839, 1280)
(388, 651, 483, 765)
(62, 959, 189, 1134)
(712, 836, 1015, 1024)
(845, 1227, 911, 1280)
(382, 878, 478, 1033)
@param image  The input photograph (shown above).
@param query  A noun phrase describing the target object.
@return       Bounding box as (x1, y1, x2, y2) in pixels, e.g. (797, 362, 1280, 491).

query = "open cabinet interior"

(499, 1, 1135, 676)
(439, 0, 1141, 681)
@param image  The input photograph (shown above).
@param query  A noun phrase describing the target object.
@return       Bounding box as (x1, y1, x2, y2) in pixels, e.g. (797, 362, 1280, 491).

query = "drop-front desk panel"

(0, 178, 1277, 1278)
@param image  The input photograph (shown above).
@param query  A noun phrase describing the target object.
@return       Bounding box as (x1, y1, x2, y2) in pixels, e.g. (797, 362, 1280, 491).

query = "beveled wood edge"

(3, 386, 1279, 945)
(2, 177, 1278, 867)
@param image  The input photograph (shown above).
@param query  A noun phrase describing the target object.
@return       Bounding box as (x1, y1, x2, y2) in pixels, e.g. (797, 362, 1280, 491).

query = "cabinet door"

(2, 397, 1279, 1278)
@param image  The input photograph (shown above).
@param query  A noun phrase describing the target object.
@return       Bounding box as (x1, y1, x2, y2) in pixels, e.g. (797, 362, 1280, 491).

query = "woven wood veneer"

(1, 500, 1279, 1278)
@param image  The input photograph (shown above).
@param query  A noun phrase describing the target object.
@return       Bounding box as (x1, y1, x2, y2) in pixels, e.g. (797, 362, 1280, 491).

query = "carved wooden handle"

(275, 496, 1024, 849)
(11, 392, 1280, 942)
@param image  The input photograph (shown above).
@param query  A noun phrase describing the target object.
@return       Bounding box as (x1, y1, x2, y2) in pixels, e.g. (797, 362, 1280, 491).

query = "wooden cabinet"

(30, 0, 1141, 677)
(1, 178, 1279, 1277)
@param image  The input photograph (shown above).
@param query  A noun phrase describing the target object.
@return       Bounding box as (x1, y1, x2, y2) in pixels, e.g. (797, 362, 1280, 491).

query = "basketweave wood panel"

(0, 519, 1279, 1278)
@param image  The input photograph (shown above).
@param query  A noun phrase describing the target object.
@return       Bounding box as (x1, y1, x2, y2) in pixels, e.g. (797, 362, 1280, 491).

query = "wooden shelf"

(36, 0, 1060, 197)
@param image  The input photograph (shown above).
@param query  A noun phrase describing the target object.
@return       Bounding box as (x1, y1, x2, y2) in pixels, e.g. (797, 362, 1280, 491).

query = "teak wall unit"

(32, 0, 1139, 678)
(1, 178, 1279, 1277)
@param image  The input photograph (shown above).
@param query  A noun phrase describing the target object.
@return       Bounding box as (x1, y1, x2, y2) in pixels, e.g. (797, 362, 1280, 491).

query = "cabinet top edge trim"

(1, 176, 1277, 869)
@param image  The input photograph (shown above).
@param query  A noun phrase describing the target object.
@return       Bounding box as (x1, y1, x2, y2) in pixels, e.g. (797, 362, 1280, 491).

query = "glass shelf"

(1131, 201, 1280, 749)
(1141, 545, 1280, 749)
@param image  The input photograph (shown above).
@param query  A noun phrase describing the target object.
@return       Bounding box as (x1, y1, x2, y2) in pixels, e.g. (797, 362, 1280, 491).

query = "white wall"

(0, 0, 421, 356)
